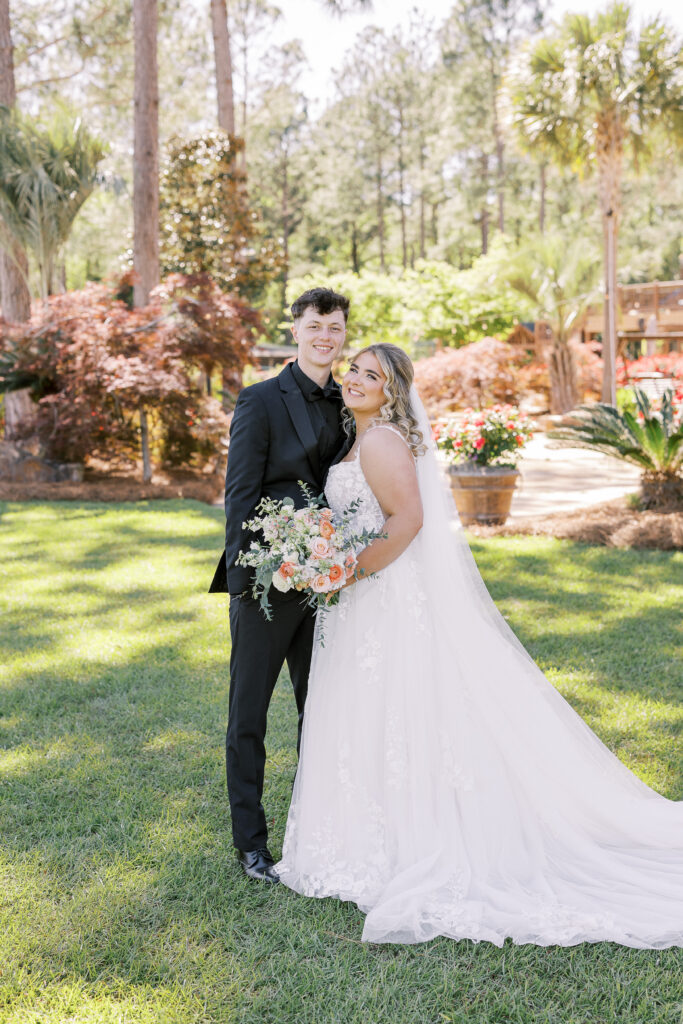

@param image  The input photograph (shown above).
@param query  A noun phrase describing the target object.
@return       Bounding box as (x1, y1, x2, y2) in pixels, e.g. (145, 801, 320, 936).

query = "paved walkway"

(509, 434, 640, 520)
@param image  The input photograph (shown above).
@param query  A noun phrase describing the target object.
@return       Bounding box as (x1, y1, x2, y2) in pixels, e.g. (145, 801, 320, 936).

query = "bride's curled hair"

(344, 342, 427, 457)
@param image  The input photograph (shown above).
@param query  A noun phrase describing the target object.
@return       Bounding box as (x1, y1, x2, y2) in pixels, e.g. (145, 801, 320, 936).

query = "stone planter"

(448, 464, 519, 526)
(0, 441, 84, 483)
(56, 462, 85, 483)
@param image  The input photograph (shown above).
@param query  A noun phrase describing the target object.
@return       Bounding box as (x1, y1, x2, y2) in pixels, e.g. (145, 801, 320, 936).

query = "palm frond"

(549, 389, 683, 476)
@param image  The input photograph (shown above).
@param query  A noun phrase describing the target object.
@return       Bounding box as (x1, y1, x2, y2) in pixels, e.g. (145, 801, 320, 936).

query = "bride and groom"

(210, 288, 683, 948)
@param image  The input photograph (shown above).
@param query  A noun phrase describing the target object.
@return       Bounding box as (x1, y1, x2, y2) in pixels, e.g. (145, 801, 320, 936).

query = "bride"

(275, 342, 683, 948)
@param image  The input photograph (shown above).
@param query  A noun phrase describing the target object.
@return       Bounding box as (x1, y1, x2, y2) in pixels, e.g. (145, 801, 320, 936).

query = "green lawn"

(0, 500, 681, 1024)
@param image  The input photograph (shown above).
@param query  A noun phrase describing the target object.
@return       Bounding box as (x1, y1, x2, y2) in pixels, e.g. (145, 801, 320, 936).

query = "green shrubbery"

(287, 248, 531, 355)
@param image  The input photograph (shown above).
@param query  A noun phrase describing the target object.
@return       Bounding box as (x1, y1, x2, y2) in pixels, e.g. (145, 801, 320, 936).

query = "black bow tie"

(308, 383, 340, 402)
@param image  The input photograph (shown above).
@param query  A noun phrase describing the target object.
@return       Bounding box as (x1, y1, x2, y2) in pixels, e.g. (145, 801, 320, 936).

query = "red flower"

(474, 437, 486, 450)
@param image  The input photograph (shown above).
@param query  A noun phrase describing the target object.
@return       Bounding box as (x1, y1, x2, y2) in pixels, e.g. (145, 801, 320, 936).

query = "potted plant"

(434, 405, 533, 525)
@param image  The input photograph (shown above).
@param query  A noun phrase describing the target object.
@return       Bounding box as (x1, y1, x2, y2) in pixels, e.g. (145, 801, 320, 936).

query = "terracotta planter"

(448, 465, 519, 526)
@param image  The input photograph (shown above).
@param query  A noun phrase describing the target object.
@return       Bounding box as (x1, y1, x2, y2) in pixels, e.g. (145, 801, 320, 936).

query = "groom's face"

(292, 306, 346, 373)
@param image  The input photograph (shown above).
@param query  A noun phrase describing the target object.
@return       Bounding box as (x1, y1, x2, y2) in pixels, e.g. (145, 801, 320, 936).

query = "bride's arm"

(347, 429, 423, 584)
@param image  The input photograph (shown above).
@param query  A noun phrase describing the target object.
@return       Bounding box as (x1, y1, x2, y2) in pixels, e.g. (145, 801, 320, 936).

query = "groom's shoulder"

(235, 372, 284, 412)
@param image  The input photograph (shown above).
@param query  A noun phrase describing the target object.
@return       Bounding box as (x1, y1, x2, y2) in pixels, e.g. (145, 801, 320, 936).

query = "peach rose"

(319, 519, 335, 540)
(279, 561, 297, 578)
(311, 574, 331, 593)
(318, 507, 333, 520)
(310, 537, 330, 559)
(328, 564, 344, 585)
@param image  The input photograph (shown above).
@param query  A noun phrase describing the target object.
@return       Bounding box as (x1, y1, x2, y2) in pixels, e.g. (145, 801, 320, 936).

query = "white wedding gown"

(276, 396, 683, 947)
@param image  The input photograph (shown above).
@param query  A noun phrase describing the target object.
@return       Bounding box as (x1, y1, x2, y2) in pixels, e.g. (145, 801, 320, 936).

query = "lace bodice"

(325, 454, 385, 533)
(325, 425, 408, 533)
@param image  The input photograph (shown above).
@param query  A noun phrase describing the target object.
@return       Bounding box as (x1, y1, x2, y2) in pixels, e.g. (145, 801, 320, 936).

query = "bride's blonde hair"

(343, 342, 426, 457)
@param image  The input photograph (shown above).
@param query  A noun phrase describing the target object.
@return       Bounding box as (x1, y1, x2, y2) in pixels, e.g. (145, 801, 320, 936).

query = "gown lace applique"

(276, 416, 683, 948)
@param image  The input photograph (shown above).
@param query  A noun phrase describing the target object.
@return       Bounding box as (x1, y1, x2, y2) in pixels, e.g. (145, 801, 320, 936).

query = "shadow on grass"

(1, 506, 682, 1022)
(469, 539, 683, 702)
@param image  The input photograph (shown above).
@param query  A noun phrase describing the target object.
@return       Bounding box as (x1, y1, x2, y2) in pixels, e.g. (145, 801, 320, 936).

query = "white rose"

(272, 569, 293, 592)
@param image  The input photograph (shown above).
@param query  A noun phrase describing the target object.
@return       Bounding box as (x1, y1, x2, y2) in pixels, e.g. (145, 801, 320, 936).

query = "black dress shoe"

(236, 847, 280, 883)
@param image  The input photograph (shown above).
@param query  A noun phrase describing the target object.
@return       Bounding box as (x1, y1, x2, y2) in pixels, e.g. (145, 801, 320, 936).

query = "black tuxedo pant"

(227, 590, 315, 851)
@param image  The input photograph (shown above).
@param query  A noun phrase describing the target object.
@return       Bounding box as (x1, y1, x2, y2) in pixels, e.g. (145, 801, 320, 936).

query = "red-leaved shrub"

(0, 273, 259, 468)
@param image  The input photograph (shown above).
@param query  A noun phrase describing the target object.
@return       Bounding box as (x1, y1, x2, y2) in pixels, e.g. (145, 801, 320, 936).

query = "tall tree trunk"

(139, 402, 152, 483)
(350, 223, 359, 273)
(212, 0, 239, 408)
(596, 113, 622, 406)
(479, 153, 490, 255)
(397, 107, 407, 270)
(491, 75, 504, 234)
(0, 0, 31, 326)
(281, 144, 289, 314)
(376, 148, 385, 272)
(539, 162, 546, 234)
(133, 0, 159, 311)
(430, 201, 438, 245)
(1, 0, 33, 443)
(480, 208, 489, 256)
(418, 142, 426, 259)
(211, 0, 235, 135)
(133, 0, 159, 479)
(548, 340, 578, 414)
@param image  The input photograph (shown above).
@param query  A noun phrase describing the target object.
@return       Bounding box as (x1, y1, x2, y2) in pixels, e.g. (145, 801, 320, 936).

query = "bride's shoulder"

(359, 424, 414, 471)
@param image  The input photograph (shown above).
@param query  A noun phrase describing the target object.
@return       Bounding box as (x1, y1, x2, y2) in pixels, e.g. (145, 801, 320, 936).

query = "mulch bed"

(468, 498, 683, 551)
(0, 469, 224, 505)
(2, 475, 681, 550)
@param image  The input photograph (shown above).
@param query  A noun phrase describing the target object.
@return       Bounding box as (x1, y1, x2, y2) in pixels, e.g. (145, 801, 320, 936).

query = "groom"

(209, 287, 351, 882)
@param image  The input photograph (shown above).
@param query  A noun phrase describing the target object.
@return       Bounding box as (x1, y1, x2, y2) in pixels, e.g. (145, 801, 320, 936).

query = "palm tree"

(511, 3, 683, 406)
(505, 233, 602, 414)
(0, 0, 31, 325)
(0, 107, 105, 299)
(549, 389, 683, 508)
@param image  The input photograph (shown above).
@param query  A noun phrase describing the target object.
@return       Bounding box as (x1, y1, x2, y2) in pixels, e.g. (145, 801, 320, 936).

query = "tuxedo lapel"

(279, 364, 321, 479)
(329, 432, 353, 467)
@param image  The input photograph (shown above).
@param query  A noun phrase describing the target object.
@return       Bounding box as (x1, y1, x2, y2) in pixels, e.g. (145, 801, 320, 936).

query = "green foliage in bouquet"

(237, 483, 384, 631)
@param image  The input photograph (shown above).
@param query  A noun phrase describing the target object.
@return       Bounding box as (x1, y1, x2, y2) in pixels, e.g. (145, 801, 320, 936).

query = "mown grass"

(0, 499, 681, 1024)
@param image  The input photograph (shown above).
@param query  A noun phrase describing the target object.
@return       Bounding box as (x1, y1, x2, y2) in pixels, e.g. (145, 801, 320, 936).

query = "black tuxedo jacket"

(209, 363, 350, 595)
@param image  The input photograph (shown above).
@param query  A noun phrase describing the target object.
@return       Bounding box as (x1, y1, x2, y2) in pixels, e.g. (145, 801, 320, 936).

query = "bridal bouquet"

(237, 486, 382, 621)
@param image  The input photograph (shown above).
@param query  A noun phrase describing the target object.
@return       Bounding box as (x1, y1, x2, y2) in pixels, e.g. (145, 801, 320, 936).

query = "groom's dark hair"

(291, 287, 350, 323)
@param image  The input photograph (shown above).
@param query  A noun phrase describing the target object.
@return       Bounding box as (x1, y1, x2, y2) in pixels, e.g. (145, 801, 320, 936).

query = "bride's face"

(342, 351, 387, 417)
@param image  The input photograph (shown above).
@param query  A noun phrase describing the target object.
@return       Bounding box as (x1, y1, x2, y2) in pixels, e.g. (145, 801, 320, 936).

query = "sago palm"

(510, 3, 683, 405)
(0, 106, 105, 298)
(549, 389, 683, 508)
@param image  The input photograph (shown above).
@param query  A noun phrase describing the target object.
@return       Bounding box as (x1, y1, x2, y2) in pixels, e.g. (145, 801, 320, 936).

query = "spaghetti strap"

(361, 422, 411, 449)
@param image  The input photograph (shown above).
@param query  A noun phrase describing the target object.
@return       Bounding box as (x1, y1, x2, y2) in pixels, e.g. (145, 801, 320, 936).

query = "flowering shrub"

(433, 405, 533, 468)
(0, 273, 258, 469)
(617, 353, 683, 388)
(414, 336, 603, 418)
(414, 338, 518, 417)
